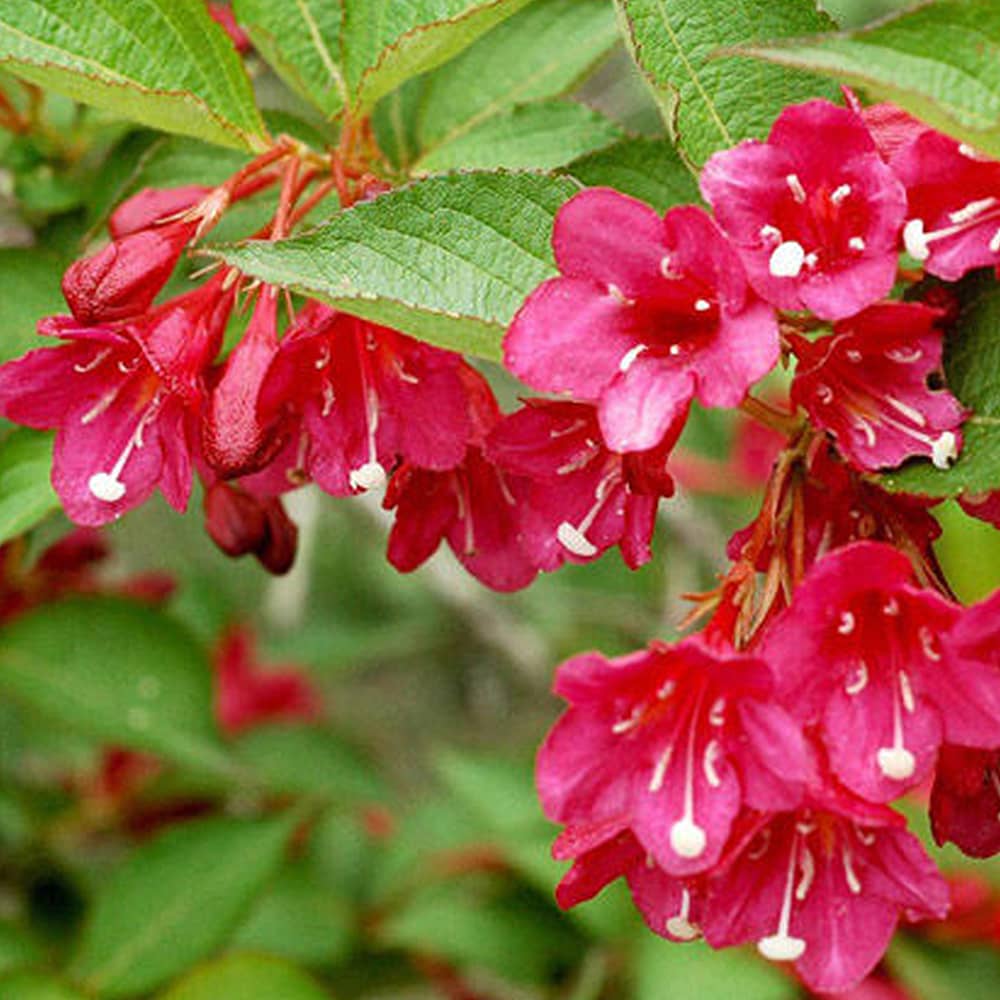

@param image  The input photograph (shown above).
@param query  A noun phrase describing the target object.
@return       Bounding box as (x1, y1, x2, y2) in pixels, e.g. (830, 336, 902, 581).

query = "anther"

(786, 173, 806, 203)
(931, 431, 958, 470)
(830, 184, 851, 204)
(877, 746, 915, 780)
(769, 240, 806, 278)
(848, 236, 866, 251)
(349, 461, 387, 492)
(619, 344, 646, 373)
(903, 219, 930, 260)
(669, 817, 707, 859)
(557, 522, 597, 557)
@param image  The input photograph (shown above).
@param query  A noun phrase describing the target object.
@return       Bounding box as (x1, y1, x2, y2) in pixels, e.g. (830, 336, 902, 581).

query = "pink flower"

(0, 278, 232, 525)
(759, 542, 1000, 802)
(537, 637, 806, 878)
(109, 185, 210, 239)
(789, 303, 966, 472)
(384, 367, 537, 592)
(486, 399, 681, 570)
(504, 189, 778, 452)
(842, 87, 928, 164)
(893, 131, 1000, 280)
(702, 786, 947, 992)
(214, 625, 321, 735)
(701, 100, 907, 320)
(259, 303, 473, 495)
(930, 745, 1000, 859)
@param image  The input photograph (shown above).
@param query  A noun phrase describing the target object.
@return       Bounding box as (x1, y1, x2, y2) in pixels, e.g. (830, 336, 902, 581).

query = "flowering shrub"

(0, 0, 999, 998)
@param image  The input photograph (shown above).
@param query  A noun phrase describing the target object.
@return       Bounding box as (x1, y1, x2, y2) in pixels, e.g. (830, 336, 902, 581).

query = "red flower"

(701, 100, 907, 320)
(930, 746, 1000, 859)
(486, 399, 681, 570)
(214, 625, 321, 735)
(504, 189, 778, 453)
(0, 278, 232, 524)
(537, 637, 806, 878)
(790, 302, 966, 472)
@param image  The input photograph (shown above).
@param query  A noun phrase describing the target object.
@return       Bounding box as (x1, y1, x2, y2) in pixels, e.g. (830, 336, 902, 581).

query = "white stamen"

(669, 817, 707, 859)
(758, 836, 807, 963)
(759, 224, 782, 242)
(886, 395, 927, 427)
(649, 746, 672, 793)
(619, 344, 646, 373)
(877, 746, 915, 780)
(837, 611, 855, 635)
(660, 255, 677, 279)
(657, 680, 676, 700)
(854, 416, 877, 447)
(80, 384, 123, 425)
(855, 826, 876, 846)
(608, 283, 634, 306)
(314, 345, 331, 370)
(848, 236, 866, 251)
(349, 461, 387, 491)
(919, 626, 942, 661)
(883, 597, 900, 616)
(748, 828, 771, 860)
(816, 383, 833, 404)
(959, 143, 986, 159)
(74, 349, 113, 374)
(708, 697, 726, 727)
(949, 196, 997, 224)
(117, 358, 140, 374)
(612, 706, 644, 734)
(845, 661, 869, 696)
(903, 219, 930, 260)
(842, 847, 862, 894)
(668, 344, 681, 356)
(665, 889, 700, 940)
(321, 380, 335, 417)
(899, 670, 915, 713)
(846, 349, 863, 363)
(831, 184, 852, 204)
(804, 251, 819, 268)
(703, 740, 722, 788)
(557, 521, 597, 557)
(887, 346, 923, 364)
(88, 472, 126, 502)
(786, 173, 806, 203)
(769, 240, 806, 278)
(932, 431, 958, 469)
(795, 845, 815, 901)
(990, 228, 1000, 253)
(694, 298, 711, 312)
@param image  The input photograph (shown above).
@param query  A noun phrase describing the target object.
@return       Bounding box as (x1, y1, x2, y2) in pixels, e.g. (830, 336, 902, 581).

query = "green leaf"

(341, 0, 534, 113)
(0, 597, 232, 777)
(230, 860, 354, 966)
(884, 272, 1000, 497)
(0, 973, 87, 1000)
(414, 0, 618, 152)
(567, 136, 700, 212)
(0, 248, 66, 364)
(414, 100, 622, 173)
(158, 953, 328, 1000)
(0, 0, 267, 151)
(234, 724, 386, 803)
(634, 932, 796, 1000)
(888, 938, 1000, 1000)
(72, 814, 296, 998)
(215, 170, 579, 361)
(738, 0, 1000, 159)
(232, 0, 346, 116)
(613, 0, 837, 167)
(0, 923, 43, 976)
(0, 429, 59, 546)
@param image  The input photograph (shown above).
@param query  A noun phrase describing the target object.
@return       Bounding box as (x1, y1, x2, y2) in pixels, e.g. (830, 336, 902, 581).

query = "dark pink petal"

(930, 746, 1000, 859)
(598, 356, 693, 452)
(109, 185, 210, 238)
(385, 465, 458, 572)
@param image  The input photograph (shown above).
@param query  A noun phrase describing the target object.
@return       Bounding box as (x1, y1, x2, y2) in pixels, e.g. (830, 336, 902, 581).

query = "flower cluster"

(1, 88, 999, 989)
(515, 98, 1000, 992)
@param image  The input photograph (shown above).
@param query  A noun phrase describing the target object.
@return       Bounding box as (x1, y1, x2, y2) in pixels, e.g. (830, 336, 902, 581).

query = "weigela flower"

(504, 189, 778, 453)
(930, 745, 1000, 860)
(958, 489, 1000, 528)
(536, 637, 806, 878)
(701, 99, 907, 320)
(202, 480, 298, 575)
(384, 367, 538, 592)
(894, 130, 1000, 280)
(701, 770, 948, 992)
(202, 287, 281, 477)
(485, 399, 682, 570)
(109, 185, 211, 239)
(0, 278, 232, 525)
(259, 303, 473, 495)
(789, 302, 966, 472)
(842, 88, 927, 164)
(759, 542, 1000, 802)
(214, 625, 321, 735)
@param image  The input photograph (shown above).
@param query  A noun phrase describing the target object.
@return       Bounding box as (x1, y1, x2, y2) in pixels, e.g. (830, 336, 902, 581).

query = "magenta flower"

(0, 279, 231, 525)
(486, 399, 681, 570)
(504, 189, 778, 453)
(701, 788, 948, 991)
(701, 100, 907, 320)
(108, 185, 211, 239)
(537, 637, 806, 878)
(259, 304, 473, 495)
(894, 130, 1000, 280)
(930, 745, 1000, 859)
(760, 542, 1000, 801)
(789, 302, 966, 472)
